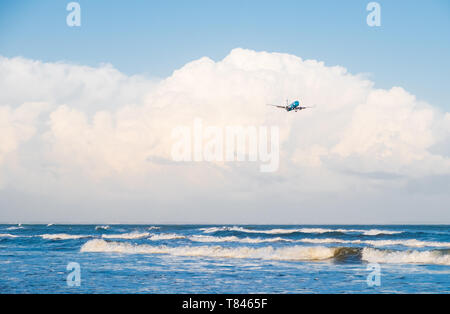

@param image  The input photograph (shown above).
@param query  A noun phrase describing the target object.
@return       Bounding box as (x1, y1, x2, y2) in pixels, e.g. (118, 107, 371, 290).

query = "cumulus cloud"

(0, 102, 46, 172)
(0, 48, 449, 222)
(0, 56, 156, 112)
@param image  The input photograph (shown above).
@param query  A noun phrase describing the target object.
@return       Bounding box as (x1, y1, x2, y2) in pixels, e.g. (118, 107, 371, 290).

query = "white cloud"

(0, 102, 46, 164)
(0, 48, 449, 222)
(0, 56, 156, 112)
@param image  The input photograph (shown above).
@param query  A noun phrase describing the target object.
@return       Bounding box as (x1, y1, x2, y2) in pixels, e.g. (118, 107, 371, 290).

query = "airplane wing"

(267, 104, 286, 109)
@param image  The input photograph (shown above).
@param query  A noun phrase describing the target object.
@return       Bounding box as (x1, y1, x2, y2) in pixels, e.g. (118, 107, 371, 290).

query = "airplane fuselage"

(268, 100, 311, 112)
(286, 101, 306, 112)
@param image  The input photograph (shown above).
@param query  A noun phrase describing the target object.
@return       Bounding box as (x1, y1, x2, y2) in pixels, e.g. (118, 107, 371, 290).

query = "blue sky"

(1, 0, 449, 109)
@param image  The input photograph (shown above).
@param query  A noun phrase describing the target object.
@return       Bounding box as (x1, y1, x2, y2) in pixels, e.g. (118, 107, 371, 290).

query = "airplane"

(267, 100, 314, 112)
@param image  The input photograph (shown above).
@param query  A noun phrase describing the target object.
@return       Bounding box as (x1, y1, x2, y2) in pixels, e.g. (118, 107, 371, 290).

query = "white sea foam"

(299, 238, 356, 245)
(81, 239, 337, 261)
(154, 233, 441, 246)
(6, 226, 24, 230)
(189, 235, 294, 244)
(297, 228, 402, 235)
(365, 239, 450, 248)
(148, 233, 186, 241)
(95, 225, 110, 230)
(200, 227, 232, 233)
(41, 233, 90, 240)
(145, 233, 294, 243)
(200, 226, 329, 234)
(361, 229, 402, 236)
(362, 248, 450, 265)
(102, 232, 150, 239)
(0, 233, 19, 238)
(199, 226, 402, 236)
(299, 238, 450, 248)
(148, 226, 160, 230)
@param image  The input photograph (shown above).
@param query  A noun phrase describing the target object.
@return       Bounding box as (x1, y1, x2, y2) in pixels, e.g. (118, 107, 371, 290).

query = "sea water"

(0, 224, 449, 293)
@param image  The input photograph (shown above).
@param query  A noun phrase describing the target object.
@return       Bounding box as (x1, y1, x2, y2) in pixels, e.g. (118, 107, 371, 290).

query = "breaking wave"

(362, 248, 450, 265)
(41, 234, 90, 240)
(102, 232, 150, 239)
(148, 233, 186, 241)
(81, 239, 339, 261)
(189, 235, 294, 244)
(361, 229, 402, 236)
(95, 225, 110, 230)
(6, 226, 24, 230)
(200, 226, 331, 234)
(200, 226, 402, 236)
(365, 239, 450, 248)
(81, 239, 450, 265)
(299, 238, 450, 248)
(0, 233, 19, 238)
(145, 234, 296, 243)
(145, 234, 445, 248)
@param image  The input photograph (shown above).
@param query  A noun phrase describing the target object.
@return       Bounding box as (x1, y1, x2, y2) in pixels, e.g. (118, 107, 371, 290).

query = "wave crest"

(80, 239, 450, 265)
(6, 226, 24, 230)
(81, 239, 338, 261)
(362, 248, 450, 265)
(300, 238, 450, 248)
(41, 234, 89, 240)
(0, 233, 19, 238)
(95, 225, 110, 230)
(200, 226, 402, 236)
(189, 235, 294, 243)
(148, 233, 186, 241)
(102, 232, 150, 239)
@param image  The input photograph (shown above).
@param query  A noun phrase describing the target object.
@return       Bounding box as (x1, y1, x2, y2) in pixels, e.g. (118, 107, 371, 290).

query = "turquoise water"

(0, 224, 449, 293)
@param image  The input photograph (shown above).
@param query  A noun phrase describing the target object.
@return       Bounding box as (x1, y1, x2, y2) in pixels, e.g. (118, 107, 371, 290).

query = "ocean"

(0, 224, 449, 293)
